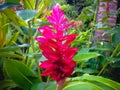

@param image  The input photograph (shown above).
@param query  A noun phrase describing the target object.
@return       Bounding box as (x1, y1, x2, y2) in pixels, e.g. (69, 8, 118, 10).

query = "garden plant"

(0, 0, 120, 90)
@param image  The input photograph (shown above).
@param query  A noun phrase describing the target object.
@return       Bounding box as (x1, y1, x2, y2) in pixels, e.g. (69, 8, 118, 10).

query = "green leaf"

(31, 82, 46, 90)
(23, 0, 35, 9)
(63, 82, 103, 90)
(4, 60, 39, 90)
(9, 22, 30, 37)
(82, 74, 120, 89)
(94, 47, 113, 52)
(77, 48, 89, 53)
(112, 33, 120, 46)
(0, 2, 21, 10)
(0, 80, 18, 90)
(77, 6, 93, 22)
(36, 0, 52, 18)
(1, 8, 27, 26)
(5, 0, 20, 4)
(82, 68, 98, 74)
(73, 52, 101, 63)
(105, 25, 120, 34)
(45, 83, 56, 90)
(90, 81, 116, 90)
(64, 74, 120, 90)
(0, 44, 29, 52)
(17, 10, 37, 21)
(101, 17, 108, 23)
(20, 26, 36, 36)
(0, 52, 24, 59)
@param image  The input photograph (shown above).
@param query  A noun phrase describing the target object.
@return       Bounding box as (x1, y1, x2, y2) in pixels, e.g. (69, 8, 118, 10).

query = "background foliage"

(0, 0, 120, 90)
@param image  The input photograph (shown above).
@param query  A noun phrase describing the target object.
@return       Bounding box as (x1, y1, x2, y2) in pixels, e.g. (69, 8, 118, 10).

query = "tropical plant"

(0, 0, 120, 90)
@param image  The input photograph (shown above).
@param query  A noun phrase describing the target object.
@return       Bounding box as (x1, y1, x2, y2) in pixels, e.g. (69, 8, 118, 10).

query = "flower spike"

(36, 4, 78, 83)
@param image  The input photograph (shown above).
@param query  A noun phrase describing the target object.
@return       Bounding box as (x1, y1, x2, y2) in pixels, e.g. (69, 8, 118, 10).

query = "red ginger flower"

(36, 4, 78, 82)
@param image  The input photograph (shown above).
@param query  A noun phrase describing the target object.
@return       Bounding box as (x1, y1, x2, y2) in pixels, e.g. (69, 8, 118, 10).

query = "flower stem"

(28, 21, 42, 82)
(56, 78, 65, 90)
(87, 0, 99, 48)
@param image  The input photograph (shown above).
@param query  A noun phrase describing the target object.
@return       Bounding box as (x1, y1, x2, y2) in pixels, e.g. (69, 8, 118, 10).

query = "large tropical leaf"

(16, 10, 37, 21)
(0, 80, 18, 90)
(63, 82, 103, 90)
(62, 74, 120, 90)
(4, 60, 39, 90)
(0, 8, 27, 26)
(82, 74, 120, 89)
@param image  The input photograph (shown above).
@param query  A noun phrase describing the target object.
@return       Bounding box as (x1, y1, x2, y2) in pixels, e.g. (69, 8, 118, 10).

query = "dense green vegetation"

(0, 0, 120, 90)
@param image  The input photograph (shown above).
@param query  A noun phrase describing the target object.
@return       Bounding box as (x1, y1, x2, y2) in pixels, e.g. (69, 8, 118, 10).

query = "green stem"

(98, 43, 120, 75)
(87, 0, 99, 48)
(28, 21, 42, 82)
(46, 76, 51, 86)
(110, 43, 120, 58)
(97, 61, 109, 76)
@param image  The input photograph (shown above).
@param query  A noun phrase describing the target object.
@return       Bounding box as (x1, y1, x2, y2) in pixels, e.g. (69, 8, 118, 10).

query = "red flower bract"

(36, 4, 78, 82)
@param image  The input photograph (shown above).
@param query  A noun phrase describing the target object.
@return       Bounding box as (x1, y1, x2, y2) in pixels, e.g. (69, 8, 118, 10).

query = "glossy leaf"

(73, 52, 101, 63)
(17, 10, 37, 21)
(63, 74, 120, 90)
(77, 48, 89, 53)
(4, 60, 39, 90)
(63, 82, 102, 90)
(82, 74, 120, 89)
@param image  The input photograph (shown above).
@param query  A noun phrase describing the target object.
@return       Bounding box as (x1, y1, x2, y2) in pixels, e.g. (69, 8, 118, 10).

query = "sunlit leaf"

(63, 74, 120, 90)
(23, 0, 35, 9)
(0, 8, 27, 26)
(73, 52, 101, 63)
(63, 82, 102, 90)
(36, 0, 52, 18)
(82, 74, 120, 89)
